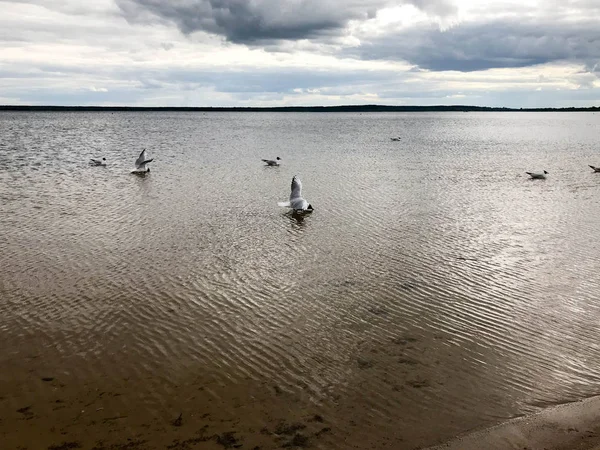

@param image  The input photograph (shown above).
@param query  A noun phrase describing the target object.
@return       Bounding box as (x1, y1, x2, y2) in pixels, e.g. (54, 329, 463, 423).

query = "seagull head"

(544, 170, 549, 174)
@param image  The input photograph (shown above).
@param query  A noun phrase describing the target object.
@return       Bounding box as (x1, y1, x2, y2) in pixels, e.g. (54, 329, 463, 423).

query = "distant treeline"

(1, 105, 599, 112)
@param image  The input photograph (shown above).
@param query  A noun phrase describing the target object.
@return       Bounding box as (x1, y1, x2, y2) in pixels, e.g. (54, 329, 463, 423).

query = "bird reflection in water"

(285, 210, 310, 232)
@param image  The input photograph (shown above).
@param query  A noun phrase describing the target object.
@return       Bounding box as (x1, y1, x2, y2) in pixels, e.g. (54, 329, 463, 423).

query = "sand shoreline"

(427, 395, 600, 450)
(2, 366, 600, 450)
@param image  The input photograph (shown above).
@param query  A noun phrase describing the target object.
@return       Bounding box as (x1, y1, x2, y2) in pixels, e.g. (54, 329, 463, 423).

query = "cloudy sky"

(1, 0, 599, 107)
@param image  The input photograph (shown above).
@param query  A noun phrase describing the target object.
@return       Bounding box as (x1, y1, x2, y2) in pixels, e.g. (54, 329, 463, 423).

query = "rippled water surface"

(1, 111, 600, 449)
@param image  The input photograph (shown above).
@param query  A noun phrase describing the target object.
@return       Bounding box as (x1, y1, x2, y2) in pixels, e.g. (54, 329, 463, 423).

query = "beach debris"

(215, 431, 241, 448)
(315, 427, 331, 437)
(357, 358, 374, 369)
(282, 433, 310, 448)
(407, 378, 431, 388)
(17, 405, 33, 418)
(102, 415, 128, 423)
(275, 422, 306, 435)
(47, 442, 82, 450)
(171, 412, 183, 427)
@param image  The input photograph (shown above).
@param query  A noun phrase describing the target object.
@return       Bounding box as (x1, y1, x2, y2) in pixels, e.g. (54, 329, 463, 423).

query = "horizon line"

(1, 104, 599, 112)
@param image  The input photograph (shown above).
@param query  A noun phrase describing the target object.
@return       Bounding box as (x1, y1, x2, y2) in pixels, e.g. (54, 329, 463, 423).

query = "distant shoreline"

(0, 105, 599, 112)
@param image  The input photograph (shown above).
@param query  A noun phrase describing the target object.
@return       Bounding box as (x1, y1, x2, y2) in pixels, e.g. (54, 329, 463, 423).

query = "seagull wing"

(135, 149, 148, 169)
(290, 176, 302, 201)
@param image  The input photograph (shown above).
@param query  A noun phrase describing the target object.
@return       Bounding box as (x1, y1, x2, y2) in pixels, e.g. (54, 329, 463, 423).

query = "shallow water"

(1, 111, 600, 449)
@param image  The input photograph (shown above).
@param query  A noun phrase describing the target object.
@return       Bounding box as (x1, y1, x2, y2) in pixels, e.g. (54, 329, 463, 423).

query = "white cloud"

(0, 0, 598, 107)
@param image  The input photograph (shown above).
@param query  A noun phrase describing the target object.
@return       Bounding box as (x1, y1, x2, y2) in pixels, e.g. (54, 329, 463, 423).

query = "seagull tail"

(590, 165, 597, 170)
(525, 172, 533, 176)
(278, 201, 291, 207)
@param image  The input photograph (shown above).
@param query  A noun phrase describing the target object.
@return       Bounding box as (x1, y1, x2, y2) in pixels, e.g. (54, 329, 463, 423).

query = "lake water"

(1, 111, 600, 449)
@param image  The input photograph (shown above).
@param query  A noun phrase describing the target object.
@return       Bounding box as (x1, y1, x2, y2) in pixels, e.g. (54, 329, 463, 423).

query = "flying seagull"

(262, 157, 281, 166)
(390, 137, 401, 141)
(278, 175, 313, 213)
(589, 165, 600, 172)
(90, 157, 106, 166)
(526, 170, 548, 179)
(131, 149, 153, 174)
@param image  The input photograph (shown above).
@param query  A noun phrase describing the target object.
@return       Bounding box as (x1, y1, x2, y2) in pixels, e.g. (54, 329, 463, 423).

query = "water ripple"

(2, 111, 600, 448)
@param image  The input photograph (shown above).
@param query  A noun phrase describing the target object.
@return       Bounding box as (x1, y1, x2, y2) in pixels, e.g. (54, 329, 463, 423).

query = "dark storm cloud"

(116, 0, 456, 43)
(349, 19, 600, 72)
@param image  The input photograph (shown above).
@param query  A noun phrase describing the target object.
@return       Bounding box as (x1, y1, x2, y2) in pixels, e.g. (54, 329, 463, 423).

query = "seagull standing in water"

(90, 157, 106, 166)
(589, 165, 600, 172)
(262, 157, 281, 166)
(526, 170, 549, 179)
(131, 149, 153, 174)
(278, 175, 314, 213)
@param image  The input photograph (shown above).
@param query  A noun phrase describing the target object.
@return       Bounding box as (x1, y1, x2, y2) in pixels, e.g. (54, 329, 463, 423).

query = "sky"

(1, 0, 599, 108)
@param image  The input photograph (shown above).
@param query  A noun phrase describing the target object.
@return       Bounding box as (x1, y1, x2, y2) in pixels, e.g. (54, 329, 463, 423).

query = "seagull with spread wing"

(278, 175, 314, 213)
(131, 149, 153, 174)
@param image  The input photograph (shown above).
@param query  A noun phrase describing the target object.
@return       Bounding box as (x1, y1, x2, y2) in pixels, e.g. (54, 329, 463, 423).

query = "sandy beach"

(0, 370, 335, 450)
(2, 361, 600, 450)
(427, 395, 600, 450)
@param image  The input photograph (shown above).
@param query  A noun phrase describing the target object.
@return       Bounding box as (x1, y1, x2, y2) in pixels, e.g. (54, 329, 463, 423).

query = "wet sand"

(0, 325, 499, 449)
(427, 395, 600, 450)
(0, 372, 334, 450)
(0, 331, 460, 450)
(3, 355, 600, 450)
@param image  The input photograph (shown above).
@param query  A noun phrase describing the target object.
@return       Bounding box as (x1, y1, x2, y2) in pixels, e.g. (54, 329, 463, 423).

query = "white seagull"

(589, 165, 600, 173)
(526, 170, 549, 179)
(278, 175, 314, 213)
(90, 157, 106, 166)
(262, 157, 281, 166)
(131, 149, 153, 174)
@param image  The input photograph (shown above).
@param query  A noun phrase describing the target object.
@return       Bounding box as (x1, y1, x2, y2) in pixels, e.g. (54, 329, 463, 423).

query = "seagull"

(262, 157, 281, 166)
(390, 137, 401, 141)
(131, 149, 153, 174)
(90, 157, 106, 166)
(589, 165, 600, 172)
(526, 170, 549, 179)
(278, 175, 313, 213)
